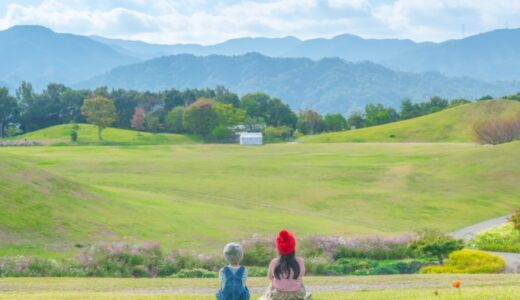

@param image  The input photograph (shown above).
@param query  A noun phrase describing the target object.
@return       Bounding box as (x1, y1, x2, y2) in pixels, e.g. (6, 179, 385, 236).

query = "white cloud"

(0, 0, 519, 44)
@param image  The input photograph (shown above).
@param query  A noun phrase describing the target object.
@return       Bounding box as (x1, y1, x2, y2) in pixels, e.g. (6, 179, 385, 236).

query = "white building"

(239, 132, 263, 145)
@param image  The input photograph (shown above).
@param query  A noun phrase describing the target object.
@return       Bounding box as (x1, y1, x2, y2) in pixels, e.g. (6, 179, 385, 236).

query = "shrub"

(241, 235, 276, 266)
(472, 223, 520, 253)
(408, 229, 463, 265)
(508, 209, 520, 231)
(333, 234, 415, 260)
(473, 113, 520, 145)
(304, 256, 334, 275)
(420, 249, 505, 274)
(248, 266, 268, 277)
(171, 268, 218, 278)
(300, 236, 344, 259)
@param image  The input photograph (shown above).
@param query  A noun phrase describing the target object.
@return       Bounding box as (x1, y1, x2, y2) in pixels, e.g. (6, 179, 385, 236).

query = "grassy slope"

(13, 124, 197, 145)
(1, 142, 519, 256)
(0, 275, 520, 299)
(301, 100, 520, 143)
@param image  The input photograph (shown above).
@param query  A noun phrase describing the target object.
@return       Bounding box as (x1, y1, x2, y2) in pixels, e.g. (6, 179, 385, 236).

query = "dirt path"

(450, 215, 520, 273)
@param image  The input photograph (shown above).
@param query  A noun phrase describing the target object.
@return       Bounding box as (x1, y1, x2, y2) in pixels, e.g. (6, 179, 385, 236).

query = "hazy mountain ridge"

(80, 53, 520, 113)
(0, 25, 138, 89)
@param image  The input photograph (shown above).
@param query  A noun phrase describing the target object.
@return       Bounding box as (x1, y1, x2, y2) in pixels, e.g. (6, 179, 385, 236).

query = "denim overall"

(216, 266, 250, 300)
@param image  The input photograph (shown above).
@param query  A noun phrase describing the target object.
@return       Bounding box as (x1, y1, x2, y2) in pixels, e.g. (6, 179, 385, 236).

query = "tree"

(400, 99, 420, 120)
(324, 113, 347, 132)
(264, 126, 292, 143)
(213, 102, 246, 126)
(408, 229, 464, 265)
(240, 92, 297, 128)
(365, 103, 399, 126)
(347, 111, 365, 129)
(508, 209, 520, 231)
(297, 109, 325, 135)
(183, 98, 219, 140)
(81, 96, 116, 141)
(145, 114, 161, 133)
(0, 87, 18, 138)
(166, 107, 185, 133)
(131, 107, 146, 134)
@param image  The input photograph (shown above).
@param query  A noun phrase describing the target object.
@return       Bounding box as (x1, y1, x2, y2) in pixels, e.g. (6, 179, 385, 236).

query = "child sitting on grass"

(216, 242, 250, 300)
(261, 230, 311, 300)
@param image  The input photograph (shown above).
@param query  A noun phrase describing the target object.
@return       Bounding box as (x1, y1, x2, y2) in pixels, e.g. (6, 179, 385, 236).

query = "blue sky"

(0, 0, 519, 44)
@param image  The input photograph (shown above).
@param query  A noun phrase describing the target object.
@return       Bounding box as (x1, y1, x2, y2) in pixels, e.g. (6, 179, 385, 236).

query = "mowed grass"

(1, 141, 519, 256)
(13, 123, 197, 145)
(0, 275, 519, 299)
(301, 100, 520, 143)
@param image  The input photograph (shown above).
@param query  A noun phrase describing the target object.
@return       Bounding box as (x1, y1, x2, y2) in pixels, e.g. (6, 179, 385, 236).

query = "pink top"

(268, 257, 305, 292)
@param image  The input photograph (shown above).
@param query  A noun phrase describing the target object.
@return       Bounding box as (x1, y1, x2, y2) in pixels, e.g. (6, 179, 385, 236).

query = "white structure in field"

(239, 132, 263, 145)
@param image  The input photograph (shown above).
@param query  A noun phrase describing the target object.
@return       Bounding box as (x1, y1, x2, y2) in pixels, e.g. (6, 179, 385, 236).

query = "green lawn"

(13, 124, 197, 145)
(1, 141, 519, 257)
(301, 100, 520, 143)
(0, 275, 519, 299)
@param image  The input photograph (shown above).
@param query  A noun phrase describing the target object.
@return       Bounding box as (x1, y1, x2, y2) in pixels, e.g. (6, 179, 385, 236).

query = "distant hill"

(383, 29, 520, 81)
(80, 53, 520, 113)
(0, 25, 137, 89)
(14, 124, 196, 145)
(92, 29, 520, 82)
(92, 34, 429, 62)
(301, 100, 520, 143)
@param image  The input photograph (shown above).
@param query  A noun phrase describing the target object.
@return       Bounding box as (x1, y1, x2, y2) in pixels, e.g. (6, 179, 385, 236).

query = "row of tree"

(0, 82, 479, 141)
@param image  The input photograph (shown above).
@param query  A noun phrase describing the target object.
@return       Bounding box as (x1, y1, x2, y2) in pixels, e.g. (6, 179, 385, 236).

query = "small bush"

(171, 268, 218, 278)
(408, 229, 463, 265)
(473, 113, 520, 145)
(333, 234, 414, 260)
(508, 209, 520, 231)
(241, 236, 276, 266)
(472, 223, 520, 253)
(420, 249, 505, 274)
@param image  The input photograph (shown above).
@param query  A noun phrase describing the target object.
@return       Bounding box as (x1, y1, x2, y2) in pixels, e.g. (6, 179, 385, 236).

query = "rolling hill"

(79, 53, 520, 113)
(0, 25, 137, 90)
(301, 100, 520, 143)
(13, 124, 196, 146)
(1, 141, 519, 257)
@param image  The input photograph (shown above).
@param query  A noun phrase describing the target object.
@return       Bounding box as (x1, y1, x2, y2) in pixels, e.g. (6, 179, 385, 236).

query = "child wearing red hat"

(260, 230, 311, 300)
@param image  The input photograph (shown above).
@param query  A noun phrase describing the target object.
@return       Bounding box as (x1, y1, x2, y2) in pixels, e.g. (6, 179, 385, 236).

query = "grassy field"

(1, 140, 519, 256)
(0, 275, 519, 299)
(301, 100, 520, 143)
(13, 124, 197, 145)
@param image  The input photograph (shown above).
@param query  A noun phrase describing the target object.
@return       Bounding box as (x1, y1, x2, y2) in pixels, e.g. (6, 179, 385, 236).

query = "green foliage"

(80, 96, 116, 141)
(305, 258, 423, 276)
(408, 229, 463, 265)
(70, 123, 79, 142)
(240, 92, 297, 128)
(171, 268, 218, 278)
(420, 249, 505, 274)
(0, 87, 18, 138)
(263, 126, 292, 143)
(472, 223, 520, 253)
(213, 102, 246, 126)
(346, 111, 365, 129)
(324, 114, 347, 132)
(297, 109, 325, 134)
(183, 98, 219, 139)
(365, 103, 399, 126)
(165, 107, 185, 133)
(247, 266, 268, 277)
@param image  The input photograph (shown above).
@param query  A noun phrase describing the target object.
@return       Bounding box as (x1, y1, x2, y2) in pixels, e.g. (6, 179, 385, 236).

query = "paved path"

(450, 215, 520, 274)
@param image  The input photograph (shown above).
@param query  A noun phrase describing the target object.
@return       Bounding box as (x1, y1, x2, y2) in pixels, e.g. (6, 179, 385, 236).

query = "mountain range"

(1, 25, 520, 113)
(80, 53, 520, 113)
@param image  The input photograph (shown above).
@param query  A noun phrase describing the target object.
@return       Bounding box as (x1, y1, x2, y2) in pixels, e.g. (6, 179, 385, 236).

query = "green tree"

(400, 99, 420, 120)
(240, 92, 297, 128)
(507, 209, 520, 231)
(0, 87, 18, 138)
(408, 229, 464, 265)
(213, 102, 246, 126)
(166, 107, 185, 133)
(365, 103, 399, 126)
(324, 113, 347, 132)
(81, 96, 116, 141)
(297, 109, 325, 135)
(183, 98, 219, 140)
(347, 111, 365, 129)
(264, 126, 293, 143)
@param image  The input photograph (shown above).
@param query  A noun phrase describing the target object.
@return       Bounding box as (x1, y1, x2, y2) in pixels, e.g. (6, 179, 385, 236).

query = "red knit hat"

(276, 229, 296, 254)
